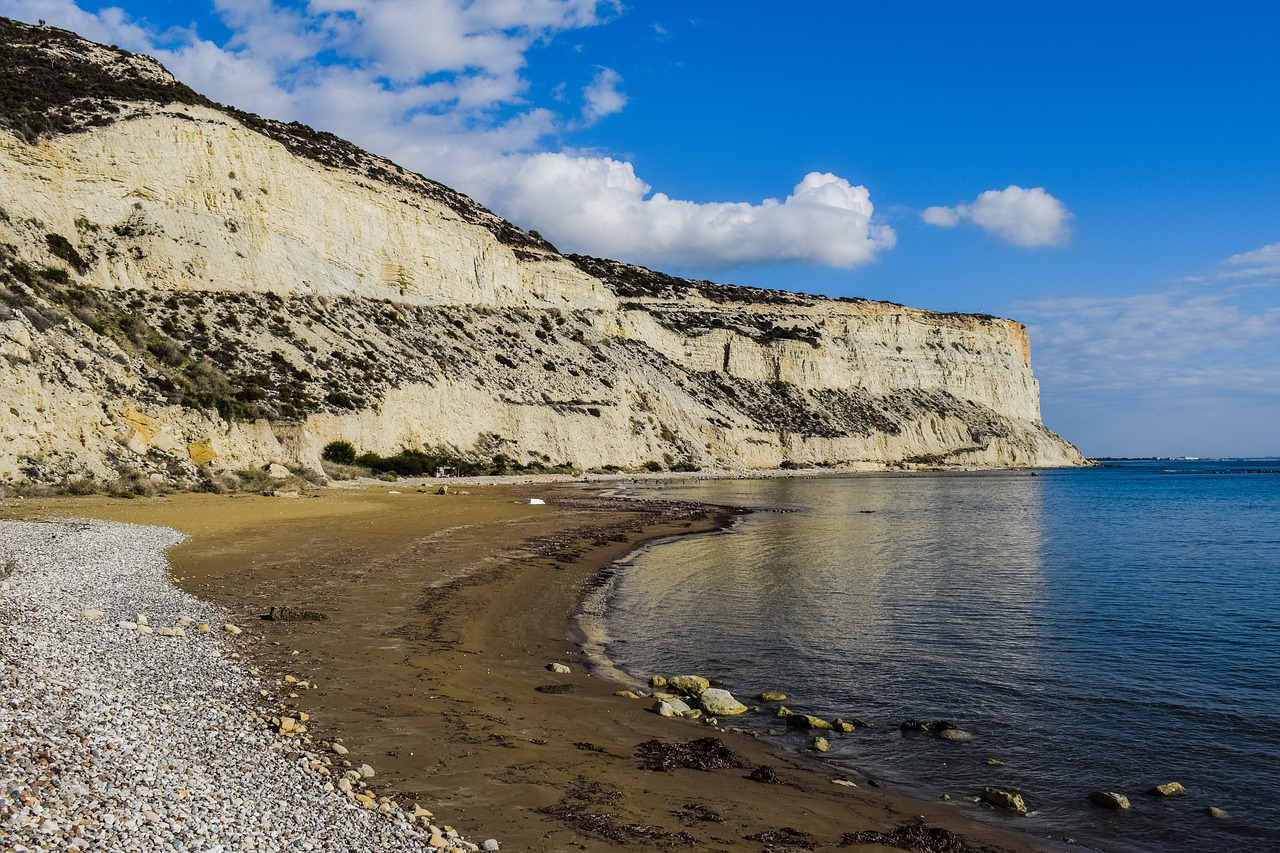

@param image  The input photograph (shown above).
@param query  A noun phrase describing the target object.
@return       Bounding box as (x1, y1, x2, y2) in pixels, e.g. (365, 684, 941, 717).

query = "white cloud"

(923, 185, 1072, 247)
(488, 159, 895, 268)
(1015, 242, 1280, 397)
(580, 66, 626, 124)
(0, 0, 893, 270)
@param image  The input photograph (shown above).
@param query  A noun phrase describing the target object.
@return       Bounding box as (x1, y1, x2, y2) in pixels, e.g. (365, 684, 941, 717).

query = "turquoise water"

(597, 461, 1280, 852)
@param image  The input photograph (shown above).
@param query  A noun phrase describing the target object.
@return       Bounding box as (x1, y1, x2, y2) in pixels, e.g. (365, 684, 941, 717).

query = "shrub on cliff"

(321, 440, 356, 465)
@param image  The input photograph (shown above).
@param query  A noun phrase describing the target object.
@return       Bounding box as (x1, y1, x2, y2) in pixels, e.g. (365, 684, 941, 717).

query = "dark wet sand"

(7, 485, 1072, 852)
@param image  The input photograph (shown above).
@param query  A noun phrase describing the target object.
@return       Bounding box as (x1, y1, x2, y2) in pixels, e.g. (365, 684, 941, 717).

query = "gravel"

(0, 518, 493, 852)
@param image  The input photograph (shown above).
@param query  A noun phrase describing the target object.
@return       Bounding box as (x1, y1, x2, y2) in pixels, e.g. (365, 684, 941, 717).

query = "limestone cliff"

(0, 17, 1083, 486)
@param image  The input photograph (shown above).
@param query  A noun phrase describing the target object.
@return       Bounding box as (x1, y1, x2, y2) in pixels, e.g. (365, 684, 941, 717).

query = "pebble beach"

(0, 518, 491, 852)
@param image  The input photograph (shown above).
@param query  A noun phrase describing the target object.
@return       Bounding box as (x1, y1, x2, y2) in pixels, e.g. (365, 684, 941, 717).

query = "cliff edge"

(0, 17, 1084, 487)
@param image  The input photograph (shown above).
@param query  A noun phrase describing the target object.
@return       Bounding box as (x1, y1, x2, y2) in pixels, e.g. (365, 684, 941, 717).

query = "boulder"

(668, 675, 710, 695)
(901, 719, 957, 733)
(1089, 790, 1130, 810)
(938, 728, 972, 741)
(648, 675, 667, 688)
(981, 787, 1028, 814)
(785, 713, 832, 730)
(267, 463, 290, 479)
(698, 688, 748, 716)
(1147, 781, 1185, 796)
(812, 736, 830, 752)
(653, 698, 691, 717)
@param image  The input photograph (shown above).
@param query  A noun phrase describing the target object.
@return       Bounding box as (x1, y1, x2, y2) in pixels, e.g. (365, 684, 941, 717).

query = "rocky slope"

(0, 17, 1083, 488)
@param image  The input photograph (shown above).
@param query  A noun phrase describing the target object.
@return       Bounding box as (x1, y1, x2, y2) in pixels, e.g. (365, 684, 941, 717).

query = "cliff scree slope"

(0, 16, 1084, 487)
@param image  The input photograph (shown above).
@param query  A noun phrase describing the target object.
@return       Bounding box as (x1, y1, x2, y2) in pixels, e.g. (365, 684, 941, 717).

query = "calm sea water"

(592, 461, 1280, 852)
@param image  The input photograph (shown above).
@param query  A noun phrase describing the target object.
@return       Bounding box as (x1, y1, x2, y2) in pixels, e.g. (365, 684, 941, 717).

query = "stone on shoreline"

(1089, 790, 1131, 809)
(698, 688, 748, 716)
(546, 662, 571, 674)
(81, 608, 104, 620)
(648, 674, 667, 688)
(981, 786, 1028, 814)
(223, 623, 242, 635)
(668, 675, 710, 695)
(812, 736, 830, 752)
(758, 691, 787, 702)
(785, 713, 832, 730)
(653, 698, 691, 717)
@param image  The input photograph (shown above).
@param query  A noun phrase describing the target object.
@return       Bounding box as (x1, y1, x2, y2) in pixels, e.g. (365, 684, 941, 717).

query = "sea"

(588, 460, 1280, 853)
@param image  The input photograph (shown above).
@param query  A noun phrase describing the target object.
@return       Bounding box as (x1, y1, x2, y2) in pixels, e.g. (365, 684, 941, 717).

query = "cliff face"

(0, 17, 1083, 485)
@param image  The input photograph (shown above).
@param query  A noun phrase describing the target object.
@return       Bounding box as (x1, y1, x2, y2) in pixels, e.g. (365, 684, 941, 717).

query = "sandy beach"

(2, 482, 1075, 852)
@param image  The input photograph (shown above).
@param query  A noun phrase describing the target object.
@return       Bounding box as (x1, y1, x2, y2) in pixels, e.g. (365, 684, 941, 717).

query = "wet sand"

(5, 484, 1072, 852)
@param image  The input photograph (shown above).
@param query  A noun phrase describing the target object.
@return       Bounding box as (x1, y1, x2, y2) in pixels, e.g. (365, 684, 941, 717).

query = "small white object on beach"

(223, 623, 242, 635)
(516, 498, 545, 505)
(483, 840, 501, 851)
(81, 608, 104, 620)
(546, 662, 571, 674)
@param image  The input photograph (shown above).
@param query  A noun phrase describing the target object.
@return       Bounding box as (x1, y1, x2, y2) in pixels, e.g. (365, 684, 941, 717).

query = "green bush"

(322, 440, 356, 465)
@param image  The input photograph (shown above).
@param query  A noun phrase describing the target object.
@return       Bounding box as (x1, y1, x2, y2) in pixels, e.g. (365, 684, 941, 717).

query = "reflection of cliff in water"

(606, 473, 1047, 715)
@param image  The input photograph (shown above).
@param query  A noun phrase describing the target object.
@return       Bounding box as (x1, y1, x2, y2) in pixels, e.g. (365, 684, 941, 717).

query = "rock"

(81, 608, 104, 620)
(667, 675, 710, 695)
(1208, 806, 1228, 819)
(812, 736, 830, 752)
(546, 662, 571, 674)
(267, 606, 327, 621)
(613, 690, 642, 699)
(136, 624, 154, 635)
(135, 613, 149, 626)
(1147, 781, 1185, 796)
(175, 615, 192, 626)
(776, 706, 794, 716)
(758, 691, 787, 702)
(653, 698, 691, 717)
(223, 623, 242, 635)
(332, 743, 349, 755)
(197, 623, 211, 632)
(698, 688, 748, 716)
(156, 626, 175, 637)
(412, 804, 433, 818)
(785, 713, 832, 730)
(435, 485, 450, 495)
(901, 719, 957, 733)
(938, 728, 972, 741)
(648, 675, 667, 688)
(981, 786, 1028, 814)
(358, 763, 376, 778)
(483, 840, 500, 852)
(985, 758, 1004, 766)
(682, 708, 703, 719)
(1089, 790, 1130, 809)
(267, 463, 290, 479)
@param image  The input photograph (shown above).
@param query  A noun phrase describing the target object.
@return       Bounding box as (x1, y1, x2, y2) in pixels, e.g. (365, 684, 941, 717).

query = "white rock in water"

(546, 662, 571, 674)
(698, 688, 748, 716)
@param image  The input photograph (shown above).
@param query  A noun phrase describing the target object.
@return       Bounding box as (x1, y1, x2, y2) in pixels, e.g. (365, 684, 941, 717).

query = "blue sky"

(3, 0, 1278, 457)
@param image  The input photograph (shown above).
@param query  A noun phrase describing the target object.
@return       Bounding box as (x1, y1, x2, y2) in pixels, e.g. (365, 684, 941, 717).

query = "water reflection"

(607, 473, 1047, 710)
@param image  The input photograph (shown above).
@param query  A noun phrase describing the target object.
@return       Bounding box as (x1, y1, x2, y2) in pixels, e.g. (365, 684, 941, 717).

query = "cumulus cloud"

(488, 159, 895, 268)
(0, 0, 893, 270)
(923, 185, 1072, 247)
(580, 66, 626, 124)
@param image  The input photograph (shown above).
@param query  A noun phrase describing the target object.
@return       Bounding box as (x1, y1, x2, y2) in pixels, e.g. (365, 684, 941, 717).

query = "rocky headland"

(0, 16, 1083, 492)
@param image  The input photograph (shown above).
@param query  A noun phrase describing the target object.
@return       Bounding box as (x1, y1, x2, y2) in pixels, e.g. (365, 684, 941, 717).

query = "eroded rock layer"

(0, 17, 1083, 485)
